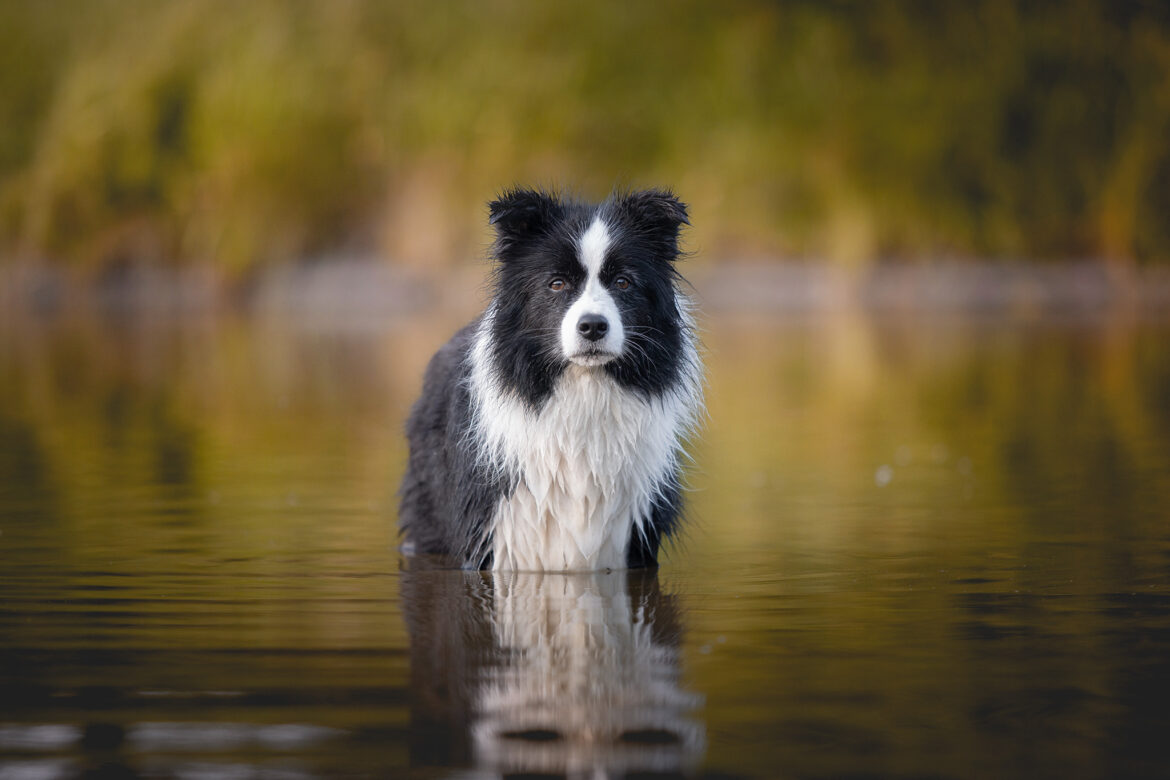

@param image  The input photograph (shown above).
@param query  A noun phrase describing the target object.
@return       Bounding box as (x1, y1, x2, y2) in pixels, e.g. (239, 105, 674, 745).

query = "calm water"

(2, 306, 1170, 779)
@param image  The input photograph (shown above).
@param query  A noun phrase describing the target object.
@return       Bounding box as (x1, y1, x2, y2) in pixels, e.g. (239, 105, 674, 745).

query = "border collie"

(398, 188, 703, 571)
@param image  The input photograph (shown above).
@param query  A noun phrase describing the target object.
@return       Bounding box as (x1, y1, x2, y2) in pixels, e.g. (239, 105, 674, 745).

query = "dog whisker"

(400, 187, 703, 572)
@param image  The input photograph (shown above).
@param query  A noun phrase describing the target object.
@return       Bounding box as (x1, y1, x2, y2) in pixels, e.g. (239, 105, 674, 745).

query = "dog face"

(487, 188, 691, 406)
(560, 216, 623, 365)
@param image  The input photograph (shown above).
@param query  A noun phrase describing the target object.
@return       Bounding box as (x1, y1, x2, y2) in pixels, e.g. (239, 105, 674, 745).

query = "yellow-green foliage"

(1, 0, 1168, 273)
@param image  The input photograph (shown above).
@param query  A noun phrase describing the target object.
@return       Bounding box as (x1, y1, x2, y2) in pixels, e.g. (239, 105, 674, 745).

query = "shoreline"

(2, 258, 1168, 324)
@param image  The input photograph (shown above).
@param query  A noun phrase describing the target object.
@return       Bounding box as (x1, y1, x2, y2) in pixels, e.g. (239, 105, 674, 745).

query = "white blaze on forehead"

(578, 216, 611, 276)
(561, 216, 623, 363)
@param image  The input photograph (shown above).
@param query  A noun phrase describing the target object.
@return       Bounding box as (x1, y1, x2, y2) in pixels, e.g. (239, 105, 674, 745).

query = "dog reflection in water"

(402, 565, 705, 776)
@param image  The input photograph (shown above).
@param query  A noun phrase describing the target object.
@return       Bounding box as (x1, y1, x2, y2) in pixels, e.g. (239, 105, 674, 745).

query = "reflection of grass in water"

(3, 311, 1170, 780)
(3, 310, 1168, 577)
(681, 314, 1170, 776)
(1, 1, 1169, 273)
(690, 314, 1170, 560)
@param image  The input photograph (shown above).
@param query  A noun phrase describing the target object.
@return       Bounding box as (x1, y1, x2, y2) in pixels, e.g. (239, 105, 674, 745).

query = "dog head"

(486, 188, 690, 403)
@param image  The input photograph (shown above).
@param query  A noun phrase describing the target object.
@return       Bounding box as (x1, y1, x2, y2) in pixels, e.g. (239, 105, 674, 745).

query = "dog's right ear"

(488, 188, 563, 254)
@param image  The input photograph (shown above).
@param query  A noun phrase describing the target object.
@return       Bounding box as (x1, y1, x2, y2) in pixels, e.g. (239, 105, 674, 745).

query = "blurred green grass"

(1, 0, 1168, 276)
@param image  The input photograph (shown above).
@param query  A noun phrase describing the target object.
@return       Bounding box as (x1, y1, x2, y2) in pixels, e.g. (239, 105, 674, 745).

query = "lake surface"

(2, 304, 1170, 779)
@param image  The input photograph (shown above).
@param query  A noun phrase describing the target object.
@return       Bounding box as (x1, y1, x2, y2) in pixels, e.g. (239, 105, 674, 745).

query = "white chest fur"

(467, 323, 698, 571)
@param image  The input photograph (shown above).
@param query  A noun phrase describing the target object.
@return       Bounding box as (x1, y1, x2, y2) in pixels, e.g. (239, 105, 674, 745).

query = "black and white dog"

(398, 188, 703, 571)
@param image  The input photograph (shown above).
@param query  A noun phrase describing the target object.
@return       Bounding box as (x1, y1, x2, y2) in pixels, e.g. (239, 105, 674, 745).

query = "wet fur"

(398, 188, 702, 571)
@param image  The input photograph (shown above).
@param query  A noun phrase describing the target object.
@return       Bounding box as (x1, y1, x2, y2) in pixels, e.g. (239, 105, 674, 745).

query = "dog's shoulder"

(421, 319, 479, 389)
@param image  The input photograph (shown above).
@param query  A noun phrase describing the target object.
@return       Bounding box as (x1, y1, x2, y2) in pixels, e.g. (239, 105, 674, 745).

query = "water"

(2, 307, 1170, 779)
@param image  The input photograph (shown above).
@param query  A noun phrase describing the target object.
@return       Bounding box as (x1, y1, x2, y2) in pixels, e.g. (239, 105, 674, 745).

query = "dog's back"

(399, 322, 499, 559)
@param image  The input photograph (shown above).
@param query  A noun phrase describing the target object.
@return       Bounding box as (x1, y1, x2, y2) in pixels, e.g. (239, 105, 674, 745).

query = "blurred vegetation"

(1, 0, 1168, 275)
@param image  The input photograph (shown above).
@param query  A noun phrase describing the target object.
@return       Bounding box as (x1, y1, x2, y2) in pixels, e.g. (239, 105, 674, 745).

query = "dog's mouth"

(569, 348, 618, 366)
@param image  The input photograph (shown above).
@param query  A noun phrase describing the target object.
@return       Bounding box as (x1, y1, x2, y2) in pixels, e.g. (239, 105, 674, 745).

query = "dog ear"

(488, 188, 563, 252)
(622, 189, 690, 231)
(619, 189, 690, 259)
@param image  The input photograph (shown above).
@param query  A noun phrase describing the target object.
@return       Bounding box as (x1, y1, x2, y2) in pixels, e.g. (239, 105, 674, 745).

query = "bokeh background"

(2, 0, 1169, 285)
(5, 3, 1170, 777)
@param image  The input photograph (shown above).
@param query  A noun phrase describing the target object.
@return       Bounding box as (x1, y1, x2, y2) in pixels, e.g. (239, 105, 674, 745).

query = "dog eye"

(614, 276, 631, 290)
(549, 278, 566, 291)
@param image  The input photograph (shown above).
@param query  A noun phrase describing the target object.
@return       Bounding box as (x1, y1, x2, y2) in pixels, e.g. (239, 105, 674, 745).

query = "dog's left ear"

(623, 189, 690, 230)
(618, 189, 690, 260)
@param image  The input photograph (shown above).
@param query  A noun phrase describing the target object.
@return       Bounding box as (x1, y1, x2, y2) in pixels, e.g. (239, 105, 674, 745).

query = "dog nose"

(577, 314, 609, 342)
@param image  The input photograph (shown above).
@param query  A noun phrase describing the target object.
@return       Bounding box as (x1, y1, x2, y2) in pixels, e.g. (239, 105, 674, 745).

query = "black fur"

(487, 188, 691, 407)
(398, 322, 509, 566)
(626, 472, 684, 568)
(399, 188, 696, 570)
